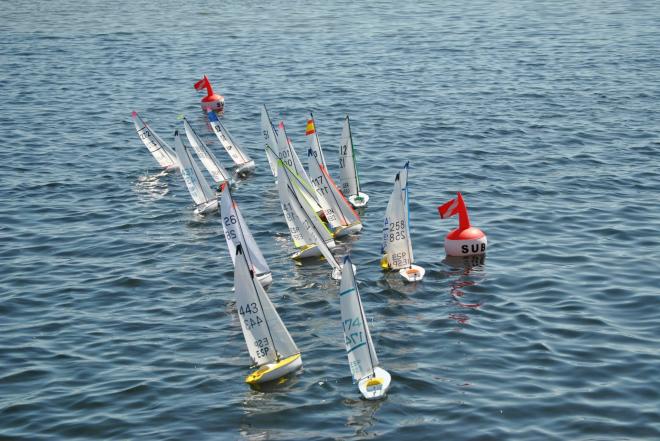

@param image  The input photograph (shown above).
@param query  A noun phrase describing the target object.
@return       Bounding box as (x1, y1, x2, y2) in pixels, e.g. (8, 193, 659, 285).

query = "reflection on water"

(344, 395, 384, 440)
(133, 171, 171, 201)
(443, 255, 486, 329)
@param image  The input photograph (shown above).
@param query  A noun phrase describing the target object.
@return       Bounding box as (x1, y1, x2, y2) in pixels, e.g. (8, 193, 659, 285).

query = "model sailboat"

(381, 162, 425, 282)
(220, 183, 272, 288)
(339, 116, 369, 208)
(172, 130, 218, 215)
(206, 111, 255, 175)
(131, 111, 179, 171)
(261, 105, 280, 178)
(233, 244, 303, 384)
(306, 113, 363, 238)
(340, 256, 391, 399)
(182, 117, 231, 187)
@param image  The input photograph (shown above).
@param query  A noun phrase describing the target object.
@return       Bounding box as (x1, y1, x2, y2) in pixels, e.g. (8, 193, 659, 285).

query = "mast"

(347, 115, 361, 194)
(401, 163, 413, 269)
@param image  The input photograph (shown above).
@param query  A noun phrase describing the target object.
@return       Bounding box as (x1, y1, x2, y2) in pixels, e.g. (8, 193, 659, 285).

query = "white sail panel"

(183, 118, 231, 184)
(305, 114, 328, 170)
(282, 162, 335, 245)
(234, 245, 299, 367)
(286, 183, 340, 273)
(381, 163, 413, 270)
(339, 116, 360, 197)
(220, 184, 270, 276)
(207, 111, 252, 166)
(261, 105, 280, 177)
(132, 112, 178, 169)
(277, 161, 314, 248)
(173, 131, 216, 206)
(340, 257, 378, 382)
(307, 148, 342, 229)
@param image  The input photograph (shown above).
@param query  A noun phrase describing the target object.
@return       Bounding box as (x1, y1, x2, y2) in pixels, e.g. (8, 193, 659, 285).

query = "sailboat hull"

(358, 366, 391, 400)
(256, 272, 273, 289)
(348, 192, 369, 208)
(399, 264, 425, 282)
(292, 240, 336, 260)
(236, 160, 256, 176)
(334, 222, 363, 238)
(194, 199, 219, 215)
(245, 353, 303, 384)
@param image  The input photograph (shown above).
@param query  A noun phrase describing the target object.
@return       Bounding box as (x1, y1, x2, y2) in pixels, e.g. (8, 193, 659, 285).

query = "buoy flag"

(305, 119, 315, 135)
(194, 75, 210, 91)
(438, 196, 461, 219)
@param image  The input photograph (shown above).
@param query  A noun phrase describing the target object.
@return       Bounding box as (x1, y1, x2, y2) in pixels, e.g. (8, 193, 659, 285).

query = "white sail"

(183, 118, 231, 185)
(275, 122, 324, 213)
(234, 244, 299, 367)
(261, 105, 280, 177)
(277, 160, 335, 250)
(381, 162, 413, 270)
(305, 113, 328, 170)
(173, 131, 216, 207)
(340, 256, 378, 382)
(280, 161, 335, 245)
(132, 111, 178, 169)
(220, 184, 270, 276)
(339, 115, 361, 197)
(207, 111, 252, 167)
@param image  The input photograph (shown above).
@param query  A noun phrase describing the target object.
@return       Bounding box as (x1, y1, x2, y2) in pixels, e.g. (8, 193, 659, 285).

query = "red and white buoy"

(194, 75, 224, 112)
(438, 192, 487, 256)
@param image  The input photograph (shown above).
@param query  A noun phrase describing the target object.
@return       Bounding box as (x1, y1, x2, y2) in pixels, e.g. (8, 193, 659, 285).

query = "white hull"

(399, 264, 425, 282)
(236, 160, 256, 176)
(246, 353, 302, 384)
(333, 222, 363, 238)
(358, 366, 391, 400)
(292, 240, 336, 260)
(348, 192, 369, 208)
(256, 272, 273, 289)
(194, 199, 219, 215)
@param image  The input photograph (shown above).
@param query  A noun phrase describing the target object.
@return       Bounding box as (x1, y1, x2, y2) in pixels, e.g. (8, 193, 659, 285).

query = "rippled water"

(2, 1, 660, 439)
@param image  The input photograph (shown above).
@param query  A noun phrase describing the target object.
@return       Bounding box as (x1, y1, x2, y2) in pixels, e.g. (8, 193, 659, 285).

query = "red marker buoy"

(194, 75, 224, 112)
(438, 192, 487, 256)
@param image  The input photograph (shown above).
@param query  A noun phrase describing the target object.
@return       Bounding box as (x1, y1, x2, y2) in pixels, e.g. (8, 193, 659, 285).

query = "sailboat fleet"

(131, 77, 486, 399)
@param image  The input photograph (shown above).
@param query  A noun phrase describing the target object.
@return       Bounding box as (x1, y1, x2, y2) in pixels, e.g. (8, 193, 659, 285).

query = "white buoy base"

(332, 264, 357, 281)
(358, 367, 391, 400)
(245, 353, 302, 384)
(194, 199, 219, 215)
(445, 236, 487, 257)
(348, 192, 369, 208)
(399, 264, 425, 282)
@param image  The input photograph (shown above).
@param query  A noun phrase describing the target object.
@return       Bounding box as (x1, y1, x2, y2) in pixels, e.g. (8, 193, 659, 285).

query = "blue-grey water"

(2, 1, 659, 439)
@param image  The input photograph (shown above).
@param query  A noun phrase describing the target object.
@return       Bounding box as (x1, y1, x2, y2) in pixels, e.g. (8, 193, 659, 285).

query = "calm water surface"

(2, 1, 659, 439)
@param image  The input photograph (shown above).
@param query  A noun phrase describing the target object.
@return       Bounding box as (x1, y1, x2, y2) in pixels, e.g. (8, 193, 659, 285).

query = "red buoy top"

(438, 192, 485, 240)
(194, 75, 224, 104)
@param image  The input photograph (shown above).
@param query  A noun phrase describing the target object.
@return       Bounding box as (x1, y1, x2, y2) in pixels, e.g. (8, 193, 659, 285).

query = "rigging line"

(217, 119, 249, 164)
(402, 165, 413, 269)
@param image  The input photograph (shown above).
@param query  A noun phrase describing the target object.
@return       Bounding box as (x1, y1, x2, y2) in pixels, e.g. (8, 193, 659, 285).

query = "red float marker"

(438, 192, 487, 256)
(194, 75, 224, 112)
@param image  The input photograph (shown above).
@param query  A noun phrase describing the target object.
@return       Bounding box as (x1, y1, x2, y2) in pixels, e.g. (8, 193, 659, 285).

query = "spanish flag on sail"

(305, 119, 316, 136)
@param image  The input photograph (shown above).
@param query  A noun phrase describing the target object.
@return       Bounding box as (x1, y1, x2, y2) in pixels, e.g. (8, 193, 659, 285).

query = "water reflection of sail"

(344, 397, 384, 439)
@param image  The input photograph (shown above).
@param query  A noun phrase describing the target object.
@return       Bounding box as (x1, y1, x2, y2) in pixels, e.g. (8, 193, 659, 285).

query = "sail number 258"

(388, 220, 406, 242)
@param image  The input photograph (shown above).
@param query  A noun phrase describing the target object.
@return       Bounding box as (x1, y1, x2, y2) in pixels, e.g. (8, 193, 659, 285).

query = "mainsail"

(173, 131, 216, 208)
(340, 256, 378, 382)
(220, 184, 270, 277)
(339, 115, 361, 197)
(207, 111, 253, 167)
(261, 105, 280, 177)
(234, 244, 299, 367)
(132, 111, 178, 169)
(183, 117, 231, 185)
(381, 162, 413, 270)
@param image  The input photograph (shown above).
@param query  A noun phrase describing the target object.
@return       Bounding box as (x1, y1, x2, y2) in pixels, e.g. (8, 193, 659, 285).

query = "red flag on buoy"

(193, 75, 224, 111)
(438, 192, 471, 230)
(194, 75, 211, 93)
